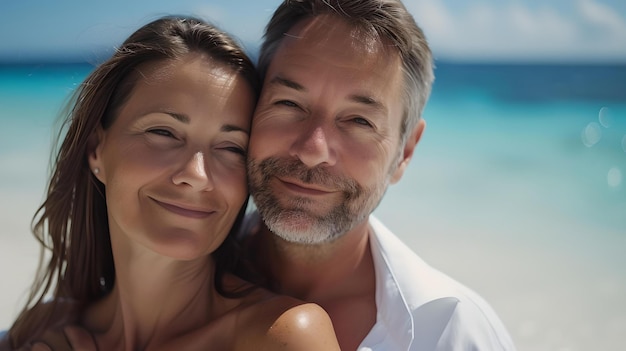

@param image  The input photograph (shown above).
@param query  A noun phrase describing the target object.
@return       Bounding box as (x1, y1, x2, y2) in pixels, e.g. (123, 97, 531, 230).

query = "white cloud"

(578, 0, 626, 34)
(411, 0, 456, 38)
(406, 0, 626, 62)
(193, 4, 272, 46)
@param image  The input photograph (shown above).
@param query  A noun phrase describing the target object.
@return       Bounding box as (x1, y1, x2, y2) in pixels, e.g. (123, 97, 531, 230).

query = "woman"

(0, 16, 339, 351)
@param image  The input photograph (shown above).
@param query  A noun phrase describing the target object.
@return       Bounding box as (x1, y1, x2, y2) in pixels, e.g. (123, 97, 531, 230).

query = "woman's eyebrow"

(159, 110, 190, 123)
(221, 124, 250, 135)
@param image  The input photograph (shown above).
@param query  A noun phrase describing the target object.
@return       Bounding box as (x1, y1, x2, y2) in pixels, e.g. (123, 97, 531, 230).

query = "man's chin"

(264, 212, 333, 245)
(268, 211, 313, 233)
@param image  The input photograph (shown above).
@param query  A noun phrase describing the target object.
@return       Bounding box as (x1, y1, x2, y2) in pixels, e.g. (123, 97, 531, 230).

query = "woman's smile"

(151, 197, 215, 219)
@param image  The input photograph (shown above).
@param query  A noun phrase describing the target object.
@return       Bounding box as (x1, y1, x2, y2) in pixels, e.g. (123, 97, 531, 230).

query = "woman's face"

(89, 54, 254, 260)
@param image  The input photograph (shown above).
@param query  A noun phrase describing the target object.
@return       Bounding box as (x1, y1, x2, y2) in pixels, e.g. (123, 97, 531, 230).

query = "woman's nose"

(171, 151, 214, 191)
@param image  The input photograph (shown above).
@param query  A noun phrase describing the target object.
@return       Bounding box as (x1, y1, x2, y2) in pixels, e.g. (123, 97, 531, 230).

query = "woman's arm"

(243, 302, 341, 351)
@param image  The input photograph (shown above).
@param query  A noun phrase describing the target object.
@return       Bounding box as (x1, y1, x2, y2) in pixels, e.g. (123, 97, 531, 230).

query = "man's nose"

(289, 119, 337, 168)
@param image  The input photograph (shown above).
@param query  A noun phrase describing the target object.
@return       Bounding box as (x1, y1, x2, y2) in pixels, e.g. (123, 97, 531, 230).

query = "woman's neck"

(84, 249, 218, 350)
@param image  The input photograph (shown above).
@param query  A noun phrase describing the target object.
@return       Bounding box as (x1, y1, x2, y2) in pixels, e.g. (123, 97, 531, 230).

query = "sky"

(1, 0, 626, 64)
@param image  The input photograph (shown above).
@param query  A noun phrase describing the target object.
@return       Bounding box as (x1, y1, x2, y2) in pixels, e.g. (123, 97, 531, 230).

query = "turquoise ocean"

(1, 62, 625, 350)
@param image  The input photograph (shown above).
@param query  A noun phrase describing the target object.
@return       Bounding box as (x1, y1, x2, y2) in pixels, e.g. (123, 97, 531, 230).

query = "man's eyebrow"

(269, 75, 387, 113)
(349, 94, 387, 113)
(269, 76, 306, 91)
(221, 124, 250, 135)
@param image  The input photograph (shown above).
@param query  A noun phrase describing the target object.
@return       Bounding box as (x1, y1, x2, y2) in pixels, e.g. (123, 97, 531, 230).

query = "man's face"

(248, 15, 407, 244)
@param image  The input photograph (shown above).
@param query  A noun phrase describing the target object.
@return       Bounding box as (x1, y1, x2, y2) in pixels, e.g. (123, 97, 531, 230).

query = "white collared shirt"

(359, 216, 516, 350)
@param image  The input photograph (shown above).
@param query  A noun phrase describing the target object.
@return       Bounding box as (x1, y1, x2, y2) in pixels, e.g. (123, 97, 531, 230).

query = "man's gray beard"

(248, 157, 387, 245)
(254, 190, 360, 245)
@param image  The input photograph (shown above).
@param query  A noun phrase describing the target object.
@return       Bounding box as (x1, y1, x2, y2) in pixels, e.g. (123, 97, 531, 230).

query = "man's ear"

(390, 118, 425, 184)
(87, 127, 106, 184)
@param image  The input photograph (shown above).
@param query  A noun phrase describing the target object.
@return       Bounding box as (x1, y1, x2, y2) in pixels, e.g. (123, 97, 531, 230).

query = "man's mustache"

(249, 157, 360, 194)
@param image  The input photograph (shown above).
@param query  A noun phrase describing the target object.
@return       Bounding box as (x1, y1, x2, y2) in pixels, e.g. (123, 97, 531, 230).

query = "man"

(241, 0, 516, 350)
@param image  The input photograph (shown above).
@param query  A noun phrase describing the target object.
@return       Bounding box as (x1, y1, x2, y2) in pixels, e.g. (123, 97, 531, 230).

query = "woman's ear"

(390, 118, 426, 184)
(87, 127, 106, 184)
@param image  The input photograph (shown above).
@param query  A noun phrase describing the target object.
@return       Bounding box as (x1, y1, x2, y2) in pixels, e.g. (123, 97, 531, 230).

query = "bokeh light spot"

(607, 167, 622, 188)
(598, 107, 612, 128)
(581, 122, 602, 147)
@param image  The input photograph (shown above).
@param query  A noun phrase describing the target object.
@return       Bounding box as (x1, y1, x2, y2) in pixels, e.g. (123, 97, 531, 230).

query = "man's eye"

(352, 117, 372, 127)
(276, 100, 299, 108)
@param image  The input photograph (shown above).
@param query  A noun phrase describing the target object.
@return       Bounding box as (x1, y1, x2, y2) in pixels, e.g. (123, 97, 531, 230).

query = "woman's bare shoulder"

(235, 296, 340, 351)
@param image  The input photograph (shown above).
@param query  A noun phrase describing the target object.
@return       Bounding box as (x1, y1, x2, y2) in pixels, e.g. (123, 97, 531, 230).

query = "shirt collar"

(368, 216, 414, 349)
(367, 215, 460, 350)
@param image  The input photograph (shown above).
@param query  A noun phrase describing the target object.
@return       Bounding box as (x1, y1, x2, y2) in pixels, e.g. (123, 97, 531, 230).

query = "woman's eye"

(223, 146, 247, 157)
(147, 128, 175, 138)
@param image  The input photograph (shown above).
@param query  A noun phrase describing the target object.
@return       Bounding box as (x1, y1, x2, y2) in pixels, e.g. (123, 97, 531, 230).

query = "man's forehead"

(282, 14, 390, 57)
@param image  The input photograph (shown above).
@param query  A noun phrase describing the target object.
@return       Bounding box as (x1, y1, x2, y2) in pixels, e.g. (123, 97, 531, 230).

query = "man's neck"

(254, 220, 378, 350)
